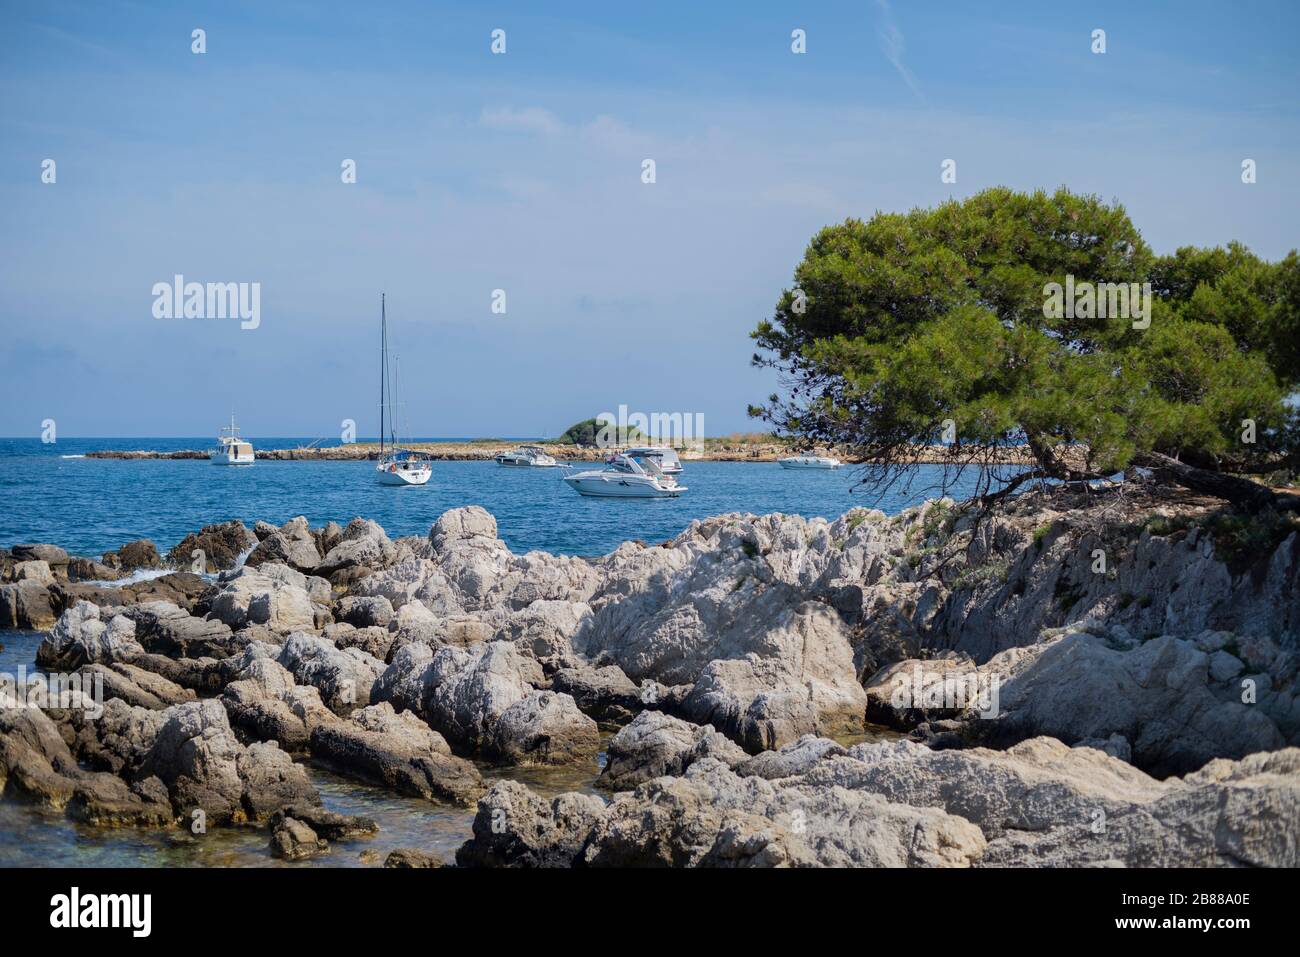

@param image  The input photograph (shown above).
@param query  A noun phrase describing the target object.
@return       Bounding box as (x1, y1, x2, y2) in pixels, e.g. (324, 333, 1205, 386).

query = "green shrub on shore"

(557, 418, 647, 446)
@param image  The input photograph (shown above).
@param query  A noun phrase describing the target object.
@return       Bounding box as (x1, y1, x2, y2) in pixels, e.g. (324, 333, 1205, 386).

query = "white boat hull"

(563, 475, 684, 498)
(376, 464, 431, 486)
(209, 450, 254, 465)
(778, 457, 840, 470)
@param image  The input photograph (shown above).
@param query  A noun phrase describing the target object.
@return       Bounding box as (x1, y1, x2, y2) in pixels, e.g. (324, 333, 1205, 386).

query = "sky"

(1, 0, 1297, 438)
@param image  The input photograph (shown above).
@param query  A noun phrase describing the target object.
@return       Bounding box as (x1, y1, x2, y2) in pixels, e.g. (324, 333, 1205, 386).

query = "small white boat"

(374, 294, 431, 487)
(778, 454, 841, 470)
(495, 445, 560, 467)
(623, 445, 683, 474)
(210, 414, 255, 465)
(564, 453, 685, 498)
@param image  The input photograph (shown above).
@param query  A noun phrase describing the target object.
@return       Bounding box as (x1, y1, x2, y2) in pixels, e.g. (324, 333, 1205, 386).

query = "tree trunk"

(1133, 451, 1299, 512)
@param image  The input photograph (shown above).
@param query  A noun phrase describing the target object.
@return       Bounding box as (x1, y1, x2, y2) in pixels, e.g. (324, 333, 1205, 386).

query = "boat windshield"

(627, 446, 680, 467)
(627, 454, 664, 476)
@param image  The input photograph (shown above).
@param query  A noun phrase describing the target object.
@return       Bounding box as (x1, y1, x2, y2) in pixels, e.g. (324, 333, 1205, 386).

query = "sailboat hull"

(376, 464, 431, 486)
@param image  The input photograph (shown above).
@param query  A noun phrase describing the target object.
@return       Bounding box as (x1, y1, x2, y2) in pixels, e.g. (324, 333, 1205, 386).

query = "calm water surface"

(0, 437, 981, 558)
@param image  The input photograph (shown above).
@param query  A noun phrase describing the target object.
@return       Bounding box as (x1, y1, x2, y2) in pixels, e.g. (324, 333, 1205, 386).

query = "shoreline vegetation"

(81, 436, 1046, 466)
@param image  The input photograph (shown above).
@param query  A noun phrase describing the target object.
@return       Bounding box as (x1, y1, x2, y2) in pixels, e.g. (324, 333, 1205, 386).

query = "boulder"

(206, 568, 316, 633)
(79, 662, 196, 710)
(12, 543, 69, 572)
(37, 601, 143, 670)
(269, 815, 328, 861)
(551, 664, 643, 723)
(246, 517, 321, 573)
(489, 690, 601, 766)
(327, 623, 396, 663)
(597, 711, 747, 790)
(578, 523, 868, 751)
(308, 702, 485, 804)
(221, 657, 337, 750)
(455, 780, 607, 868)
(315, 518, 397, 578)
(107, 540, 162, 571)
(138, 699, 318, 823)
(0, 581, 58, 630)
(977, 630, 1286, 776)
(15, 560, 54, 584)
(277, 632, 386, 714)
(67, 558, 122, 582)
(336, 595, 394, 629)
(384, 848, 441, 868)
(166, 521, 258, 572)
(424, 507, 600, 611)
(131, 601, 236, 659)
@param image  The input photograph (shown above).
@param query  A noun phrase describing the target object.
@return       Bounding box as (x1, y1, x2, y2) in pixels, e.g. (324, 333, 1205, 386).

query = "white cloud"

(877, 0, 923, 101)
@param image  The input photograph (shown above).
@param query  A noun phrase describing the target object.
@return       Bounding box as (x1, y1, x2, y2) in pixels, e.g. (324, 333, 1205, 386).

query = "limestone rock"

(308, 701, 484, 804)
(597, 711, 747, 791)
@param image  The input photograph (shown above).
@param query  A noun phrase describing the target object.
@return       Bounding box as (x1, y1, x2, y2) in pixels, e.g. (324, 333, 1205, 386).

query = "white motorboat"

(374, 294, 432, 487)
(209, 414, 255, 465)
(623, 445, 683, 474)
(495, 445, 560, 467)
(563, 453, 686, 498)
(778, 454, 841, 470)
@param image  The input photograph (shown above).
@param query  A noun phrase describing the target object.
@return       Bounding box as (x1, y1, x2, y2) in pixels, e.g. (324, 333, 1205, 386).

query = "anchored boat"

(495, 445, 560, 467)
(209, 414, 255, 465)
(777, 454, 841, 470)
(563, 452, 685, 498)
(374, 294, 432, 487)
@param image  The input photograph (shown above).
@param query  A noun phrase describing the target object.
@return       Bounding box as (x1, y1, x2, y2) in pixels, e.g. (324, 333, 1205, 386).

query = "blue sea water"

(0, 438, 984, 559)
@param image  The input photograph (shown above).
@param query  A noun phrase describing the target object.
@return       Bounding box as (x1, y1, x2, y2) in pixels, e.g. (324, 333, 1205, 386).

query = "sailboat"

(375, 294, 432, 486)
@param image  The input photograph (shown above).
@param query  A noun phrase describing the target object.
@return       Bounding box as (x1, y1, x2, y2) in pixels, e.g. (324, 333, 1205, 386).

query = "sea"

(0, 436, 959, 866)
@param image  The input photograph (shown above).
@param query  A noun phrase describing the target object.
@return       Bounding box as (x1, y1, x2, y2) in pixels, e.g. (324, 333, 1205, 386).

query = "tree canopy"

(557, 417, 647, 447)
(750, 187, 1299, 507)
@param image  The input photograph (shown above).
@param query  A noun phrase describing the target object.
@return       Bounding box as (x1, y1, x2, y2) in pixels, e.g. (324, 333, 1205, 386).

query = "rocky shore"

(2, 481, 1297, 867)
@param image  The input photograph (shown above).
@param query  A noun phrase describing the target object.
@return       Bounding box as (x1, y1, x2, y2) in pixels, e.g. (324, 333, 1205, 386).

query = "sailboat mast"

(380, 294, 386, 458)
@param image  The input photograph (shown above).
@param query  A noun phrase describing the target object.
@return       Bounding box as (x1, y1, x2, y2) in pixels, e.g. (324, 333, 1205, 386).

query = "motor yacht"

(563, 452, 685, 498)
(495, 445, 560, 467)
(777, 454, 841, 470)
(209, 414, 255, 465)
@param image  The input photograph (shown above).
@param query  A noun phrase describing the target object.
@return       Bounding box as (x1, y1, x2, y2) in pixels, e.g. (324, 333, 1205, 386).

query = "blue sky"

(1, 0, 1297, 437)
